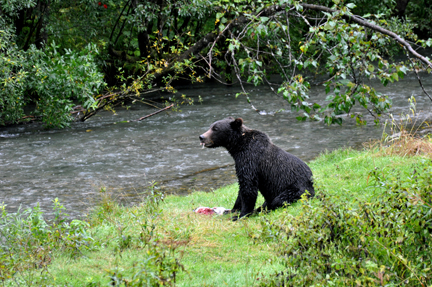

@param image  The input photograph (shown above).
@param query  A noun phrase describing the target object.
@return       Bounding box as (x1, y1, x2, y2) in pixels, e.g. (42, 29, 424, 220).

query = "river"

(1, 72, 431, 218)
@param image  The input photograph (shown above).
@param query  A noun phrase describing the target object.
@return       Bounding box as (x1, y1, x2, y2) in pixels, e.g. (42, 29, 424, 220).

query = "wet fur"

(199, 117, 315, 220)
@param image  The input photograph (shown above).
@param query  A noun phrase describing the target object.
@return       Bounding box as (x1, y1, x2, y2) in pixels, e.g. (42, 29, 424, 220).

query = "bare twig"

(406, 52, 432, 102)
(207, 22, 233, 77)
(132, 104, 174, 122)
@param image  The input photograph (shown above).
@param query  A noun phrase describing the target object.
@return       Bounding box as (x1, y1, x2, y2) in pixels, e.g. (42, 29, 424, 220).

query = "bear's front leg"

(232, 158, 259, 220)
(230, 194, 242, 214)
(233, 185, 258, 221)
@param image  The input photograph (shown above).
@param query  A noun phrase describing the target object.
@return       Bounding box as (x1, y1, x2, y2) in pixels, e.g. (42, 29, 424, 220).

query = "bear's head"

(199, 117, 244, 148)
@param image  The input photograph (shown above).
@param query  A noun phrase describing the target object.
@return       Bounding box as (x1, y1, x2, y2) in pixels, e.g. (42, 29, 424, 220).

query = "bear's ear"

(231, 118, 243, 130)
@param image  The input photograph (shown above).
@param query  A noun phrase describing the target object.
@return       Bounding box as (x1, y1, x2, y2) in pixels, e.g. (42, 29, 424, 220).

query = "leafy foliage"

(221, 0, 430, 125)
(0, 199, 95, 284)
(256, 160, 432, 286)
(405, 0, 432, 38)
(0, 38, 104, 128)
(0, 185, 185, 286)
(83, 185, 185, 286)
(1, 0, 432, 128)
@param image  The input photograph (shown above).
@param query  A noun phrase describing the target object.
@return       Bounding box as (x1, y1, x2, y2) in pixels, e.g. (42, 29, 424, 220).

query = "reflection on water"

(0, 72, 431, 218)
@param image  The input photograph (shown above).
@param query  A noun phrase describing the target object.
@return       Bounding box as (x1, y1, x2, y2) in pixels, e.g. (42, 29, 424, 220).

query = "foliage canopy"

(1, 0, 431, 128)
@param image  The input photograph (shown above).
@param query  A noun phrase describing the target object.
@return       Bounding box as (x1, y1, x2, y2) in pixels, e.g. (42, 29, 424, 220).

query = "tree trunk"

(14, 9, 26, 35)
(35, 0, 50, 49)
(394, 0, 411, 18)
(138, 30, 150, 58)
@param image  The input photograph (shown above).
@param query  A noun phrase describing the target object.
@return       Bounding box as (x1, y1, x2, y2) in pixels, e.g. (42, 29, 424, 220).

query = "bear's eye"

(212, 126, 218, 131)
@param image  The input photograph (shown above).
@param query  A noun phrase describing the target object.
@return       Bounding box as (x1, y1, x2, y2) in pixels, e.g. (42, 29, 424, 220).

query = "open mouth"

(200, 142, 213, 148)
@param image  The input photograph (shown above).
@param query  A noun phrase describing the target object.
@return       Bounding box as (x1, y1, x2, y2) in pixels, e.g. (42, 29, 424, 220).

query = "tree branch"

(132, 103, 174, 122)
(158, 2, 432, 86)
(300, 3, 432, 69)
(407, 54, 432, 102)
(109, 0, 132, 44)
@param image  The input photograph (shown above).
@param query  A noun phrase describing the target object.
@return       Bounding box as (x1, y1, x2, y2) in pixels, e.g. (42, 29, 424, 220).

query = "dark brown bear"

(199, 117, 314, 220)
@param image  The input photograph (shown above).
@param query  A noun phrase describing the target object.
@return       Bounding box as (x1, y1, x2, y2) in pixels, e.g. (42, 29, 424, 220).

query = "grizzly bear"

(199, 117, 314, 220)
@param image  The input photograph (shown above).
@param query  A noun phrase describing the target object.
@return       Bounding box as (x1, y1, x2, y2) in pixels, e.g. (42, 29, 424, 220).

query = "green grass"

(311, 147, 424, 201)
(1, 146, 430, 286)
(44, 184, 284, 286)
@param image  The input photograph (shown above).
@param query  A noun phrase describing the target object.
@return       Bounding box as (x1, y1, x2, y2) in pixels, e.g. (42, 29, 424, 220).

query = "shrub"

(257, 160, 432, 286)
(0, 36, 105, 128)
(0, 199, 95, 284)
(89, 184, 185, 286)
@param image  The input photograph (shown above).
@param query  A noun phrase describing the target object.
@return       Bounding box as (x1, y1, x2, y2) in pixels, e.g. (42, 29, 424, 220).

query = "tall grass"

(0, 199, 94, 285)
(370, 96, 432, 157)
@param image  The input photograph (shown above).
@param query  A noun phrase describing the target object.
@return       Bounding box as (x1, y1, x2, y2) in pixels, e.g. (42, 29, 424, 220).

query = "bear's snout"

(199, 130, 213, 148)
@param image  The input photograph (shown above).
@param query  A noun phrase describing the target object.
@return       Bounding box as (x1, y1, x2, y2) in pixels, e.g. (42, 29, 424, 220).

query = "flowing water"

(1, 72, 431, 218)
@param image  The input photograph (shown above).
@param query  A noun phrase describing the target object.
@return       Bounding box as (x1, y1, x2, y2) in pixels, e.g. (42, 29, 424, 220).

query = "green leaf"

(398, 65, 408, 74)
(339, 79, 351, 86)
(260, 16, 269, 23)
(296, 116, 307, 121)
(294, 2, 303, 11)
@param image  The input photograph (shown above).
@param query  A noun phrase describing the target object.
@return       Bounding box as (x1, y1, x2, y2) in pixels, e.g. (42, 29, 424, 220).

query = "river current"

(1, 72, 431, 218)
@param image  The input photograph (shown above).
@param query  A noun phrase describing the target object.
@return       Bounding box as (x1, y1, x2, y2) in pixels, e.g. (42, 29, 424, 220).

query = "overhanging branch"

(153, 2, 432, 82)
(300, 3, 432, 69)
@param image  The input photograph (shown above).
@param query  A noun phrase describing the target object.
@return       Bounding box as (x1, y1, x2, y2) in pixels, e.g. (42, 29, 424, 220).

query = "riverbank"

(1, 136, 431, 286)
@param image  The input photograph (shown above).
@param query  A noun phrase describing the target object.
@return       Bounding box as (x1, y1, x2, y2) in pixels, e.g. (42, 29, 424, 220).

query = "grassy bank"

(1, 139, 431, 286)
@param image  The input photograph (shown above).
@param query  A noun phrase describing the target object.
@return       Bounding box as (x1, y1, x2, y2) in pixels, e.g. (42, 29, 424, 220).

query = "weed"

(0, 199, 95, 285)
(98, 183, 186, 286)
